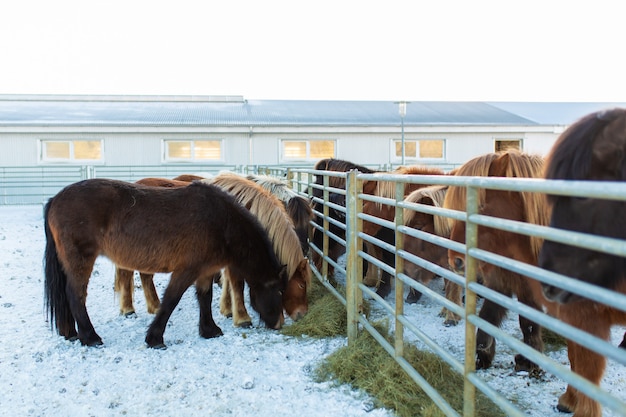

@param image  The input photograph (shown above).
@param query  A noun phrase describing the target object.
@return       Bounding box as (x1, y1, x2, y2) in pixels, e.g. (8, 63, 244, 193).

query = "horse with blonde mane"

(114, 174, 310, 325)
(245, 173, 314, 256)
(444, 150, 550, 372)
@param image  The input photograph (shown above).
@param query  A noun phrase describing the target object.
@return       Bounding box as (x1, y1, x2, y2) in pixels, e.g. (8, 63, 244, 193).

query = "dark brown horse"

(402, 185, 463, 325)
(44, 179, 287, 349)
(444, 150, 550, 372)
(539, 108, 626, 417)
(245, 173, 314, 256)
(310, 158, 377, 278)
(114, 175, 310, 325)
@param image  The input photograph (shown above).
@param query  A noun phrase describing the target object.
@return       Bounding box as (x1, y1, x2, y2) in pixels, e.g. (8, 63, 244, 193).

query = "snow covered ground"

(0, 205, 625, 416)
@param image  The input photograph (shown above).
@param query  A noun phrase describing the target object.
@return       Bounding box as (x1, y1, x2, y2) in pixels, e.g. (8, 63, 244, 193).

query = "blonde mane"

(443, 150, 549, 260)
(203, 173, 310, 283)
(246, 174, 300, 203)
(374, 165, 445, 200)
(403, 185, 450, 237)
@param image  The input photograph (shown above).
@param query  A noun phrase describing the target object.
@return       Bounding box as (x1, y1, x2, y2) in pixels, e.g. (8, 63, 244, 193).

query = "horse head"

(540, 108, 626, 303)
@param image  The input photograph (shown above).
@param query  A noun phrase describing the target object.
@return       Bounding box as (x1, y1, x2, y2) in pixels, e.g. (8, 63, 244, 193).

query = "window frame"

(162, 139, 224, 163)
(280, 139, 336, 162)
(494, 138, 523, 152)
(39, 139, 104, 164)
(390, 138, 446, 162)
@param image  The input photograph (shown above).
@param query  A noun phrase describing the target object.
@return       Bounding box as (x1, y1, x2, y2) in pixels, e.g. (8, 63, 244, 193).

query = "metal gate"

(290, 167, 626, 417)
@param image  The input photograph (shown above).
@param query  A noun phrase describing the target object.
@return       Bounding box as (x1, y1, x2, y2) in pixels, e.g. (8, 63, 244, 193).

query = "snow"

(1, 205, 625, 417)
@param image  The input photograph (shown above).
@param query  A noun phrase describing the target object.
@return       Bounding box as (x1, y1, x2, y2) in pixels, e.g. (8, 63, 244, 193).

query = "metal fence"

(0, 164, 301, 205)
(289, 167, 626, 417)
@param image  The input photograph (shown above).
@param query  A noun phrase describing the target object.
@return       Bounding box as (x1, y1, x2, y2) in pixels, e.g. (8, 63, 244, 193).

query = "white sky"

(1, 0, 624, 102)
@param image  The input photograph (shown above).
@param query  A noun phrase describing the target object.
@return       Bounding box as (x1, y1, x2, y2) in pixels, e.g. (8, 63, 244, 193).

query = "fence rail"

(290, 167, 626, 417)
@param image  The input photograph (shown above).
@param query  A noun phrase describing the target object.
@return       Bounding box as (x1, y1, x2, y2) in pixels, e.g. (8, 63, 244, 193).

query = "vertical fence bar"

(321, 175, 330, 279)
(463, 185, 480, 417)
(394, 181, 405, 357)
(346, 170, 363, 343)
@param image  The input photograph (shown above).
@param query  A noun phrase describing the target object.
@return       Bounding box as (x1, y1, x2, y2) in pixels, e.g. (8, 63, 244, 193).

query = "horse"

(44, 179, 287, 349)
(401, 185, 463, 325)
(309, 158, 377, 278)
(245, 173, 314, 256)
(114, 175, 311, 325)
(443, 150, 550, 372)
(362, 165, 446, 298)
(202, 173, 311, 325)
(538, 108, 626, 417)
(172, 174, 208, 182)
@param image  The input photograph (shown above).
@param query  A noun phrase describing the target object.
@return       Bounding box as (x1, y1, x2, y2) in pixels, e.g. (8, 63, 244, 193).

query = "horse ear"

(592, 116, 626, 179)
(488, 153, 510, 177)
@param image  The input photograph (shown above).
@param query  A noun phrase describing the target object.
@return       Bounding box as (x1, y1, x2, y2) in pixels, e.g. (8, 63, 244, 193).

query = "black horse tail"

(43, 200, 75, 337)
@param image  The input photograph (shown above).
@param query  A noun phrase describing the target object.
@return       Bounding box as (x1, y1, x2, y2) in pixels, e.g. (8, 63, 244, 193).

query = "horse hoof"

(514, 354, 540, 374)
(123, 311, 137, 318)
(405, 291, 422, 304)
(200, 327, 224, 339)
(236, 321, 252, 328)
(149, 343, 168, 350)
(83, 338, 104, 347)
(443, 318, 459, 327)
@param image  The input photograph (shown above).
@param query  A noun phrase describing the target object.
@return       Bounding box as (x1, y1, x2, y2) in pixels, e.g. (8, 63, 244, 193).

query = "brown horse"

(202, 173, 311, 325)
(44, 179, 287, 349)
(444, 150, 550, 372)
(245, 173, 314, 256)
(362, 165, 446, 298)
(402, 185, 463, 325)
(115, 175, 310, 325)
(539, 108, 626, 417)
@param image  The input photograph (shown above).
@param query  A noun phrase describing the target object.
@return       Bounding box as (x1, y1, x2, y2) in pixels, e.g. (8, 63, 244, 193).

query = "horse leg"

(513, 287, 544, 372)
(114, 267, 136, 316)
(514, 314, 543, 372)
(224, 268, 252, 327)
(475, 298, 508, 369)
(440, 279, 463, 326)
(65, 266, 102, 346)
(145, 269, 198, 349)
(139, 273, 160, 314)
(557, 319, 610, 417)
(195, 274, 223, 339)
(363, 241, 381, 287)
(219, 271, 233, 318)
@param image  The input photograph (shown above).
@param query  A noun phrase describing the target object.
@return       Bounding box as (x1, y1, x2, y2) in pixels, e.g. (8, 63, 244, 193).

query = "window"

(164, 140, 222, 162)
(40, 140, 103, 162)
(281, 140, 335, 161)
(495, 139, 522, 152)
(392, 139, 445, 161)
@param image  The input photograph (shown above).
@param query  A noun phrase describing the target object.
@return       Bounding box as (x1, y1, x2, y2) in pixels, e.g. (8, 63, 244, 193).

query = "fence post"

(346, 169, 363, 343)
(394, 181, 405, 357)
(463, 185, 479, 417)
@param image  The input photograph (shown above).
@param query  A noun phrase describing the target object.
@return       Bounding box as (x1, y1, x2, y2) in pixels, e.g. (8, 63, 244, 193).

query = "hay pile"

(282, 278, 503, 417)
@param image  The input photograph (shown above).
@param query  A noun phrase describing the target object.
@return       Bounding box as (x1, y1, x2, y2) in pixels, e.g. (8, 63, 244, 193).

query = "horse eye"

(298, 283, 305, 290)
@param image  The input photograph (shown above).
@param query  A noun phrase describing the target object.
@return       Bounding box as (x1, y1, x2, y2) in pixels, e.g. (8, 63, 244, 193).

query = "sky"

(0, 0, 625, 102)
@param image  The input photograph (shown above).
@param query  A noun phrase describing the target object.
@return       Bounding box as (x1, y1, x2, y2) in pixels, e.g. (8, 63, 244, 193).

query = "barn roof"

(0, 95, 624, 127)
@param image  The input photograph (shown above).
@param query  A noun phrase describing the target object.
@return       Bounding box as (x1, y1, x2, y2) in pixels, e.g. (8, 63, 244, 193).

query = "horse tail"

(43, 200, 74, 336)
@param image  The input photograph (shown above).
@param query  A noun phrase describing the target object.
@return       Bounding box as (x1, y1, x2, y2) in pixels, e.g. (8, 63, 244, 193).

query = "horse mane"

(546, 108, 626, 182)
(443, 150, 549, 259)
(374, 165, 445, 200)
(314, 158, 376, 174)
(443, 152, 500, 213)
(404, 185, 450, 237)
(246, 174, 300, 202)
(204, 173, 310, 284)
